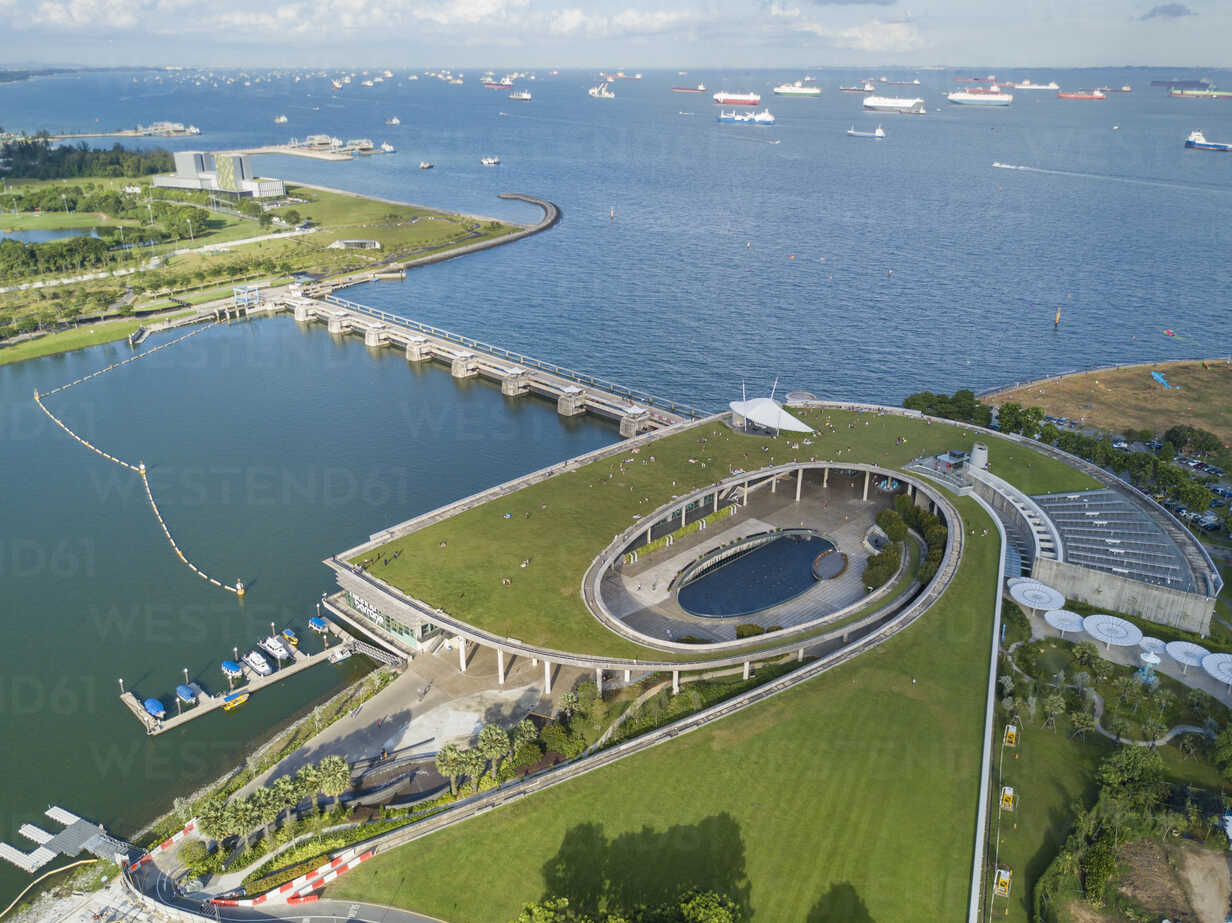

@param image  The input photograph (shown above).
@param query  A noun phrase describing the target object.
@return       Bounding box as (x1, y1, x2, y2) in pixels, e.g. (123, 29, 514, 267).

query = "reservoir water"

(0, 227, 100, 243)
(0, 65, 1229, 900)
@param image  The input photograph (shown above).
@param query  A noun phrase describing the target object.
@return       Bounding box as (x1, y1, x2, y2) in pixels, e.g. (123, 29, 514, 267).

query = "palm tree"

(1106, 713, 1129, 744)
(198, 796, 227, 841)
(1153, 688, 1177, 721)
(1043, 693, 1066, 732)
(461, 748, 487, 794)
(1069, 710, 1096, 741)
(1179, 733, 1200, 761)
(249, 788, 279, 840)
(316, 755, 351, 802)
(272, 775, 299, 818)
(557, 691, 579, 721)
(294, 764, 321, 810)
(478, 725, 511, 777)
(512, 718, 538, 754)
(1141, 720, 1167, 748)
(435, 743, 464, 797)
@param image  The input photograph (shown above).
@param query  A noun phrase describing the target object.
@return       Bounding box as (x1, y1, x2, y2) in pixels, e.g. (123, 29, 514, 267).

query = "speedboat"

(244, 650, 272, 676)
(222, 691, 249, 711)
(481, 156, 500, 166)
(281, 627, 299, 647)
(259, 635, 291, 660)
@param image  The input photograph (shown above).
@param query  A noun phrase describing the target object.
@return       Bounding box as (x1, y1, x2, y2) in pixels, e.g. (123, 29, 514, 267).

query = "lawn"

(329, 497, 1001, 922)
(0, 211, 138, 230)
(983, 359, 1232, 446)
(356, 408, 1095, 660)
(0, 318, 145, 366)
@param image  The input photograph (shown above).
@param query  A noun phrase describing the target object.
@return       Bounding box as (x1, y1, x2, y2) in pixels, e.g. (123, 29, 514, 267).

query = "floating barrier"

(34, 323, 243, 596)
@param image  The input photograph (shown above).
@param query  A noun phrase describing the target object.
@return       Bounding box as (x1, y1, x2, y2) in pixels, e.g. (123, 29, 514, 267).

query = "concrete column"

(497, 648, 506, 685)
(646, 525, 652, 543)
(798, 648, 804, 662)
(713, 492, 719, 513)
(863, 470, 870, 502)
(595, 668, 604, 694)
(679, 504, 687, 529)
(672, 670, 679, 694)
(742, 661, 751, 680)
(742, 481, 749, 506)
(457, 637, 467, 672)
(771, 474, 777, 493)
(823, 467, 829, 488)
(795, 468, 803, 501)
(624, 669, 631, 682)
(544, 660, 552, 693)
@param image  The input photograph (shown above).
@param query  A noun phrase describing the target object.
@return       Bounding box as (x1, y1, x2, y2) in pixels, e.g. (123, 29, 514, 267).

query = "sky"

(0, 0, 1224, 69)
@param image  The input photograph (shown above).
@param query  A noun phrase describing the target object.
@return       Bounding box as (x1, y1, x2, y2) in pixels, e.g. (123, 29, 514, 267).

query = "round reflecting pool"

(676, 531, 836, 618)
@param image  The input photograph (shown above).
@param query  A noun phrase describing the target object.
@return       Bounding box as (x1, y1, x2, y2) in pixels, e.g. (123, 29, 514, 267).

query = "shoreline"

(978, 354, 1232, 400)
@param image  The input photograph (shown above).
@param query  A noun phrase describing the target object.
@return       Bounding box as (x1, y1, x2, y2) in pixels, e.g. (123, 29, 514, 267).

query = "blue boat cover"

(143, 697, 166, 718)
(309, 616, 328, 630)
(221, 659, 243, 675)
(176, 684, 197, 703)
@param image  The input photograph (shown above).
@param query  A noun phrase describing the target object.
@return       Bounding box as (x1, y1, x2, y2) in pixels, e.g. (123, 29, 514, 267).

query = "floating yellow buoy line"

(33, 322, 244, 597)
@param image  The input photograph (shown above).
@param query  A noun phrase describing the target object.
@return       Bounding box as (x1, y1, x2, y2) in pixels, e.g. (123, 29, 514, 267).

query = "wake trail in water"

(992, 162, 1228, 195)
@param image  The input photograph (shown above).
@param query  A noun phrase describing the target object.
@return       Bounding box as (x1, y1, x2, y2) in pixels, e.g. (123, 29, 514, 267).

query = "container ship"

(1169, 87, 1232, 99)
(863, 95, 926, 114)
(672, 83, 706, 93)
(1057, 89, 1106, 100)
(713, 91, 761, 105)
(717, 108, 776, 124)
(947, 90, 1013, 106)
(1185, 130, 1232, 151)
(773, 81, 821, 97)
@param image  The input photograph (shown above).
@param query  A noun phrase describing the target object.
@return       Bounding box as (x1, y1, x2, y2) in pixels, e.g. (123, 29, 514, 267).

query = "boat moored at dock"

(864, 96, 926, 114)
(1185, 130, 1232, 151)
(259, 635, 292, 661)
(175, 685, 197, 705)
(282, 627, 300, 646)
(143, 698, 166, 720)
(244, 650, 272, 676)
(221, 659, 243, 678)
(222, 691, 249, 711)
(309, 616, 329, 633)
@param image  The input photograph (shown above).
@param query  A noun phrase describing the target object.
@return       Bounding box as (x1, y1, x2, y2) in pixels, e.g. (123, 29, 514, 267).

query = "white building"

(152, 151, 286, 199)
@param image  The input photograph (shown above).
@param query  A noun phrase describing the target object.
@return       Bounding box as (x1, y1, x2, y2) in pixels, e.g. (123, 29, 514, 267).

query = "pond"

(676, 532, 836, 618)
(0, 227, 100, 243)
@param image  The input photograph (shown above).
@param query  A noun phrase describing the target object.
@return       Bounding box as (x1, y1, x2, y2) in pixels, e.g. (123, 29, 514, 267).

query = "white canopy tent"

(729, 398, 814, 435)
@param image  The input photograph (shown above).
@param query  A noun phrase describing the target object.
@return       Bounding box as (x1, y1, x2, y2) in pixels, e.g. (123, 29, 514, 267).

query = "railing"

(317, 293, 708, 419)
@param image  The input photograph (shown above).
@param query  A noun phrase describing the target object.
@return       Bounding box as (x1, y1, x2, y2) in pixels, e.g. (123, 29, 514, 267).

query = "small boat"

(222, 691, 249, 711)
(1185, 130, 1232, 151)
(672, 83, 706, 93)
(481, 155, 500, 165)
(847, 125, 886, 139)
(328, 648, 353, 664)
(259, 635, 291, 660)
(221, 659, 243, 678)
(175, 684, 197, 705)
(509, 89, 532, 101)
(282, 627, 299, 647)
(309, 616, 329, 633)
(244, 650, 272, 676)
(143, 698, 167, 720)
(588, 82, 615, 99)
(331, 79, 343, 89)
(385, 116, 400, 125)
(418, 161, 434, 169)
(273, 114, 288, 124)
(380, 142, 395, 152)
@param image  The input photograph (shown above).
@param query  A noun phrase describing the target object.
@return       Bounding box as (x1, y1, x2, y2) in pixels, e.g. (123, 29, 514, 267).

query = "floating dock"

(118, 619, 403, 736)
(0, 807, 137, 873)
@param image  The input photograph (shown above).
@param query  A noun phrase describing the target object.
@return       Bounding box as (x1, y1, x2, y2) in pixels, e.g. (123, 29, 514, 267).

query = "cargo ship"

(1057, 89, 1106, 100)
(840, 81, 875, 93)
(509, 89, 532, 101)
(672, 83, 706, 93)
(1169, 87, 1232, 99)
(1185, 130, 1232, 151)
(773, 81, 821, 97)
(948, 90, 1012, 106)
(713, 91, 760, 105)
(864, 95, 926, 114)
(717, 108, 776, 124)
(847, 125, 886, 139)
(1152, 79, 1211, 88)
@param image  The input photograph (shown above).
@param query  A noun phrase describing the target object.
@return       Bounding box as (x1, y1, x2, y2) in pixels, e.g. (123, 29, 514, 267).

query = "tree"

(996, 402, 1024, 434)
(679, 889, 740, 923)
(249, 787, 280, 839)
(435, 743, 464, 796)
(1043, 693, 1066, 732)
(316, 754, 351, 800)
(512, 718, 538, 753)
(272, 774, 299, 814)
(1212, 725, 1232, 777)
(461, 748, 487, 793)
(282, 208, 301, 226)
(258, 211, 273, 229)
(1140, 719, 1167, 747)
(478, 724, 511, 776)
(557, 691, 579, 720)
(1069, 710, 1096, 740)
(197, 796, 228, 841)
(1178, 733, 1201, 761)
(1073, 641, 1099, 668)
(1106, 713, 1129, 743)
(294, 763, 320, 806)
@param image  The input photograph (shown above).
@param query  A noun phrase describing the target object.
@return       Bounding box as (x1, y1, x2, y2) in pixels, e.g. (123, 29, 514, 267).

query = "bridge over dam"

(283, 293, 706, 436)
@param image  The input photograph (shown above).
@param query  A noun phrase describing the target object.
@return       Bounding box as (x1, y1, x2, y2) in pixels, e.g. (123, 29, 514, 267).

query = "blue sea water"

(4, 66, 1230, 404)
(0, 66, 1230, 901)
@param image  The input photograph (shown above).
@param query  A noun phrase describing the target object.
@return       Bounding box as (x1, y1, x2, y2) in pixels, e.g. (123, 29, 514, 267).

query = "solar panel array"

(1033, 489, 1194, 592)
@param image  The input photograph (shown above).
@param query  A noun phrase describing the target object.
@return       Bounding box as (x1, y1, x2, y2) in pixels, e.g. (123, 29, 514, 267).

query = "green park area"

(356, 407, 1096, 660)
(331, 496, 1002, 921)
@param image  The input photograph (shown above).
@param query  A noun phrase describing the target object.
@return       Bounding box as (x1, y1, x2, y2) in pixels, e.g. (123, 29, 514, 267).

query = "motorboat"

(143, 698, 167, 720)
(259, 635, 291, 660)
(481, 155, 500, 165)
(419, 161, 434, 169)
(244, 650, 272, 676)
(281, 627, 299, 647)
(175, 684, 197, 705)
(222, 691, 249, 711)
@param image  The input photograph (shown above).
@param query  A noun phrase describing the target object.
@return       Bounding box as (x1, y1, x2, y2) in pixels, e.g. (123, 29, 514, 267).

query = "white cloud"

(831, 18, 922, 51)
(769, 3, 801, 17)
(545, 5, 691, 36)
(36, 0, 148, 29)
